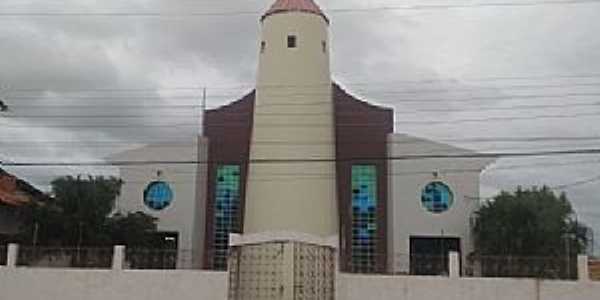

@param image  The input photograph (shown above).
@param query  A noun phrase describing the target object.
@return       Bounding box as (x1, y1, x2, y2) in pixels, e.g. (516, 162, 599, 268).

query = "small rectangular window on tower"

(260, 41, 266, 53)
(287, 35, 297, 48)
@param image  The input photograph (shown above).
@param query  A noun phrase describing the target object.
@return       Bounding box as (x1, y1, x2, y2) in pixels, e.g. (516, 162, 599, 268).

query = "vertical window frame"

(212, 164, 242, 270)
(350, 164, 378, 272)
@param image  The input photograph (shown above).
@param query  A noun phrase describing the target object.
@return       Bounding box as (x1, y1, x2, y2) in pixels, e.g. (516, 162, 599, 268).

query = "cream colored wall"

(108, 137, 207, 267)
(387, 134, 494, 273)
(244, 12, 337, 237)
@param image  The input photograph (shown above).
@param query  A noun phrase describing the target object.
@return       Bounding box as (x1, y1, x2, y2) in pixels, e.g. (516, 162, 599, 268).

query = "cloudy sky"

(1, 0, 600, 252)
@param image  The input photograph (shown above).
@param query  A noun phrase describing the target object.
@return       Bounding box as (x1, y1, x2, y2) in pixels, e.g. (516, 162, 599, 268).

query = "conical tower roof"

(262, 0, 329, 23)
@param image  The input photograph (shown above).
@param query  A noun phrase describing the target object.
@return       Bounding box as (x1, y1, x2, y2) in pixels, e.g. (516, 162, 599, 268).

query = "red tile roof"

(0, 168, 48, 207)
(262, 0, 328, 23)
(0, 174, 30, 206)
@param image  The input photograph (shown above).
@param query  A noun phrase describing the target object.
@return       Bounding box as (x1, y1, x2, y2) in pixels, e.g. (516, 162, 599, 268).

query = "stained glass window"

(421, 182, 454, 214)
(143, 181, 173, 211)
(213, 165, 241, 270)
(351, 165, 377, 272)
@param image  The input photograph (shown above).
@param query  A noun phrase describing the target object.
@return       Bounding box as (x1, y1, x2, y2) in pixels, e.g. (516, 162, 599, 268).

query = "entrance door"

(410, 236, 460, 275)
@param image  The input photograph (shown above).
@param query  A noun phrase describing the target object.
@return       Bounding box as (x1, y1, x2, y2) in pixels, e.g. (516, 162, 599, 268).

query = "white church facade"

(109, 0, 493, 275)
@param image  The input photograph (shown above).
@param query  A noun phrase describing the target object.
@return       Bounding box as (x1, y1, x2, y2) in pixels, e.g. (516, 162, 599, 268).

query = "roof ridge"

(262, 0, 329, 23)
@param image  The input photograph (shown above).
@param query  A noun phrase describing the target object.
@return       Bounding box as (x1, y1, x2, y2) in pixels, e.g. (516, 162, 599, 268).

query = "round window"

(143, 181, 173, 211)
(421, 182, 454, 214)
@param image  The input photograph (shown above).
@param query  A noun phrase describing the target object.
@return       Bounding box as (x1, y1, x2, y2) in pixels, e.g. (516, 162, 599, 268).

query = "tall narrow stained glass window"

(350, 165, 377, 272)
(213, 165, 241, 270)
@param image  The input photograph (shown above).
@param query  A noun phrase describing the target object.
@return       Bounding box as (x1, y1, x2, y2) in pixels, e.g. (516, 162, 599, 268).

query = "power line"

(337, 73, 600, 85)
(9, 104, 203, 109)
(6, 80, 600, 100)
(4, 136, 600, 148)
(7, 73, 600, 94)
(3, 148, 600, 167)
(0, 123, 199, 129)
(5, 91, 600, 107)
(0, 115, 597, 129)
(4, 100, 600, 119)
(3, 110, 600, 129)
(394, 111, 600, 125)
(552, 175, 600, 190)
(470, 172, 600, 202)
(98, 157, 600, 176)
(204, 111, 600, 126)
(13, 158, 600, 185)
(0, 0, 599, 17)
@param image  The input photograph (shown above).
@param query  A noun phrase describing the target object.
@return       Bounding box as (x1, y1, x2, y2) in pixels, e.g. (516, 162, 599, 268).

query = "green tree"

(18, 175, 158, 247)
(473, 186, 589, 257)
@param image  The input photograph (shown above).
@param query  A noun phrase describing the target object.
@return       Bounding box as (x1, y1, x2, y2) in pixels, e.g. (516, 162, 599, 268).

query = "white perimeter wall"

(337, 274, 600, 300)
(0, 268, 228, 300)
(1, 268, 599, 300)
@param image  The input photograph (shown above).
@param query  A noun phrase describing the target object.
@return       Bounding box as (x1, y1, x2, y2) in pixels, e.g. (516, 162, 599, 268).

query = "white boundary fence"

(2, 244, 600, 300)
(1, 244, 594, 281)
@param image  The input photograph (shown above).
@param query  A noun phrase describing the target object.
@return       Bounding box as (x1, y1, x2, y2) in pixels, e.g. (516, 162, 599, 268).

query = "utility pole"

(565, 233, 571, 279)
(201, 87, 206, 135)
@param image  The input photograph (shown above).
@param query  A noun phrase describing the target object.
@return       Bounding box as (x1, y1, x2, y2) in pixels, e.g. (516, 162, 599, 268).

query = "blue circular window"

(144, 181, 173, 211)
(421, 182, 454, 214)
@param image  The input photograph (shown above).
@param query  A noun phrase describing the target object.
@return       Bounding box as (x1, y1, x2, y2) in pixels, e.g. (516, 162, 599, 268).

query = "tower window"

(322, 40, 327, 53)
(260, 41, 266, 53)
(287, 35, 297, 48)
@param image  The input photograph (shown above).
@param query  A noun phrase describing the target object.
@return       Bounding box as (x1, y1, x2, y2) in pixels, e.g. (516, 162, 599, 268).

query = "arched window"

(421, 182, 454, 213)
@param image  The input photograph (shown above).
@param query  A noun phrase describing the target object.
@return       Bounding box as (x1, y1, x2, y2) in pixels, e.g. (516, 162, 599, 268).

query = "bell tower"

(229, 3, 339, 299)
(244, 0, 337, 237)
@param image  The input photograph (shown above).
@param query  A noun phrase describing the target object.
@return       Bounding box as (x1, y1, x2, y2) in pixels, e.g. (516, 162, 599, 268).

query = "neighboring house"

(0, 168, 48, 242)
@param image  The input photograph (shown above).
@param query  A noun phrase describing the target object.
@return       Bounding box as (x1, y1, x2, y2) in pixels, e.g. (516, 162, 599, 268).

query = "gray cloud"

(1, 0, 600, 252)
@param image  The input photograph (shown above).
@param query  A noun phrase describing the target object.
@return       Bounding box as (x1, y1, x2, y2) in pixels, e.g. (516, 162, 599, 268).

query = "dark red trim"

(333, 84, 393, 273)
(201, 84, 393, 272)
(202, 91, 255, 269)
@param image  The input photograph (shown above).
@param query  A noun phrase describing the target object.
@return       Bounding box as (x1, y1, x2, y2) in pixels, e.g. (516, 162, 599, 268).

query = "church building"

(111, 0, 493, 275)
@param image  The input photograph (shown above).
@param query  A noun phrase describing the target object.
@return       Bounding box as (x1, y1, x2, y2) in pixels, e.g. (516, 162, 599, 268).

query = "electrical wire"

(1, 135, 600, 145)
(0, 0, 599, 17)
(4, 100, 600, 119)
(3, 148, 600, 167)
